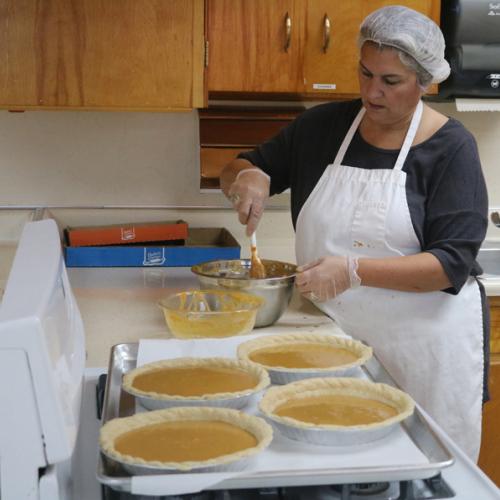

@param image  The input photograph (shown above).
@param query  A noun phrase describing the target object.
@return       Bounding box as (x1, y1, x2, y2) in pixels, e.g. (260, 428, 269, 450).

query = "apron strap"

(393, 100, 423, 171)
(332, 107, 366, 166)
(333, 100, 424, 171)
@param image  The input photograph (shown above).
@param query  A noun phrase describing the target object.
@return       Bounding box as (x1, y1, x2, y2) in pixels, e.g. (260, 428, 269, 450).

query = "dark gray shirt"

(239, 99, 488, 295)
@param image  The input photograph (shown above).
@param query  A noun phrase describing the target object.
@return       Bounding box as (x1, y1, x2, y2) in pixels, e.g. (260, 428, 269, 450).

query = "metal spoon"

(249, 232, 266, 279)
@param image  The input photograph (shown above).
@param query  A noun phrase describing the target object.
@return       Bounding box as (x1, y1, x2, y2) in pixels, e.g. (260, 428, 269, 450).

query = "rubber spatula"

(249, 232, 266, 279)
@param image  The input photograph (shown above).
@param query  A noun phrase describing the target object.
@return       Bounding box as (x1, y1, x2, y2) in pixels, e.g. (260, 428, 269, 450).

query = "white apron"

(295, 101, 484, 461)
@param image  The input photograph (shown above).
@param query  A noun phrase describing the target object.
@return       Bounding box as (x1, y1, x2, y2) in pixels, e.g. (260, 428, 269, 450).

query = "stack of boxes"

(64, 221, 240, 267)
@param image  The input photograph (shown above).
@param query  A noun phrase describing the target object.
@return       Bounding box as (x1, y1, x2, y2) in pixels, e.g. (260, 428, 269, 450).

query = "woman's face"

(358, 41, 424, 127)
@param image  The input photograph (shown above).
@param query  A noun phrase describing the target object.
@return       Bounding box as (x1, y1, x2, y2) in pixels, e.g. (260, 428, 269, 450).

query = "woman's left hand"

(296, 256, 361, 302)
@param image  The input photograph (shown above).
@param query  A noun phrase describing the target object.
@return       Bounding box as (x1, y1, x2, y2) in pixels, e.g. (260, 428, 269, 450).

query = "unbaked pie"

(122, 357, 270, 410)
(237, 333, 372, 384)
(259, 377, 415, 446)
(100, 407, 273, 472)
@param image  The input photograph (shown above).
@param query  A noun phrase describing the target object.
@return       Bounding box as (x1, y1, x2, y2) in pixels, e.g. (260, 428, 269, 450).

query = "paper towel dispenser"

(440, 0, 500, 99)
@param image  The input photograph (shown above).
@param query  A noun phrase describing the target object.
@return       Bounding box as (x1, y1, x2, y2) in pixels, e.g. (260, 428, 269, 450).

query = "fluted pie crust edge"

(259, 377, 415, 431)
(122, 356, 270, 400)
(99, 407, 273, 470)
(237, 333, 373, 372)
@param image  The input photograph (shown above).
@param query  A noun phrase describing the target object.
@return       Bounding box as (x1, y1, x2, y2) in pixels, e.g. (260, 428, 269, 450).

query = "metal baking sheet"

(97, 342, 454, 495)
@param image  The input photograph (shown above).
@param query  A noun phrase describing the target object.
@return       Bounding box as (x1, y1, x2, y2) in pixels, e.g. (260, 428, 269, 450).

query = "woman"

(220, 6, 488, 461)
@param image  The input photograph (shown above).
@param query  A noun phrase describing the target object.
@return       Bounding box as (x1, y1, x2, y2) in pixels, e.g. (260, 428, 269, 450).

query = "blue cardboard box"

(64, 227, 240, 267)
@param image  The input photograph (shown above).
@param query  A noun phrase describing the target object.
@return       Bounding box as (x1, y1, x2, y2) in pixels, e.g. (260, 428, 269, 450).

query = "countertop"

(479, 276, 500, 296)
(3, 232, 498, 367)
(68, 267, 341, 368)
(66, 265, 500, 368)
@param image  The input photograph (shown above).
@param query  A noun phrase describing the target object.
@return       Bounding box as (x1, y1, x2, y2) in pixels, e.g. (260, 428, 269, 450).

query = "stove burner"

(103, 473, 455, 499)
(349, 483, 390, 495)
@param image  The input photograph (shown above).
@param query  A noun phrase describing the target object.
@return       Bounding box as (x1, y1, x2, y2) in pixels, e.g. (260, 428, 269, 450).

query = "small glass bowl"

(158, 289, 264, 339)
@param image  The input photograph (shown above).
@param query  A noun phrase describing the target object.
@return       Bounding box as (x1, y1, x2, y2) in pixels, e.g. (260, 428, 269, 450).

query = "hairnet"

(359, 5, 450, 84)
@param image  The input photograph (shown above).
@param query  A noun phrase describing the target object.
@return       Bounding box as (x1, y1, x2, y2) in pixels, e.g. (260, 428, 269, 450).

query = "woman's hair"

(397, 51, 433, 89)
(364, 42, 434, 89)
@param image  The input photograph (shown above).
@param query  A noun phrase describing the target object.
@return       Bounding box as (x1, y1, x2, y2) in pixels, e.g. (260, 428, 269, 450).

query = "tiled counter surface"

(68, 267, 340, 368)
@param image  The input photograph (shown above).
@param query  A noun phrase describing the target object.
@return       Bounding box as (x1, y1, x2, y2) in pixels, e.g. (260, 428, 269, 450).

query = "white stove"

(0, 219, 499, 500)
(0, 219, 85, 499)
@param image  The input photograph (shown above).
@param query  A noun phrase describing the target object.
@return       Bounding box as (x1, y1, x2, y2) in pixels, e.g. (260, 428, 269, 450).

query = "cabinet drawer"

(200, 147, 251, 189)
(199, 107, 304, 189)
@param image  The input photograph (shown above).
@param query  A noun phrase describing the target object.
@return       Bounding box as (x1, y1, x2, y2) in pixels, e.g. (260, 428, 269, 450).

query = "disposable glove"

(295, 256, 361, 302)
(227, 168, 270, 236)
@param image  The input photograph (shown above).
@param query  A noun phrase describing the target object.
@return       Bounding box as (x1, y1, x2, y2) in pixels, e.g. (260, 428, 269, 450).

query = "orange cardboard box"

(66, 220, 188, 247)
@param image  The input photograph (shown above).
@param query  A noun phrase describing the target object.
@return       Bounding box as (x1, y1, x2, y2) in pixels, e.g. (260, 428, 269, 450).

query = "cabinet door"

(479, 355, 500, 487)
(304, 1, 361, 95)
(304, 0, 440, 97)
(487, 296, 500, 353)
(0, 0, 204, 110)
(207, 0, 305, 93)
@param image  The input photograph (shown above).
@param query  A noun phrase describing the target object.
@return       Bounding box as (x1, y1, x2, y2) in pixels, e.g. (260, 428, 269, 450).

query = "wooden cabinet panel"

(479, 354, 500, 487)
(199, 107, 304, 189)
(0, 0, 204, 110)
(477, 297, 500, 485)
(488, 296, 500, 353)
(207, 0, 305, 93)
(207, 0, 440, 98)
(304, 0, 440, 96)
(200, 147, 250, 188)
(304, 1, 361, 95)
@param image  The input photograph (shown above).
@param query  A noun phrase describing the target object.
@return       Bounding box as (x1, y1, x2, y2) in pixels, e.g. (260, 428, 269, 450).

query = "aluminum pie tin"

(122, 357, 270, 410)
(264, 417, 397, 447)
(101, 448, 257, 475)
(131, 391, 261, 411)
(100, 407, 273, 474)
(259, 377, 415, 447)
(237, 333, 373, 385)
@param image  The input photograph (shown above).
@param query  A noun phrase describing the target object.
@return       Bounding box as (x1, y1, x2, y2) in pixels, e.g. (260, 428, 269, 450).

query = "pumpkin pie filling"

(248, 343, 359, 369)
(131, 366, 259, 397)
(100, 407, 274, 470)
(275, 394, 398, 426)
(114, 420, 257, 462)
(259, 377, 415, 440)
(122, 358, 270, 403)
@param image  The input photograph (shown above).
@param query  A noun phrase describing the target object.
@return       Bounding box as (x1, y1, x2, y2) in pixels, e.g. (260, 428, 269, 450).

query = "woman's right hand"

(227, 168, 270, 236)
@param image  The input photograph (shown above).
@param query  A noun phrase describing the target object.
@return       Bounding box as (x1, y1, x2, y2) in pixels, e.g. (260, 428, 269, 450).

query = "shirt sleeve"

(237, 120, 297, 195)
(424, 133, 488, 294)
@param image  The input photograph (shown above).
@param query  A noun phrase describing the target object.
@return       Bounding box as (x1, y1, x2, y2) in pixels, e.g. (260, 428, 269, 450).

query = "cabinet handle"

(284, 12, 292, 52)
(323, 14, 331, 53)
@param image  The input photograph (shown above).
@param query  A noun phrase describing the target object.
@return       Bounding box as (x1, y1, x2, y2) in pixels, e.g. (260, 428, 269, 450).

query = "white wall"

(0, 101, 499, 263)
(0, 108, 295, 261)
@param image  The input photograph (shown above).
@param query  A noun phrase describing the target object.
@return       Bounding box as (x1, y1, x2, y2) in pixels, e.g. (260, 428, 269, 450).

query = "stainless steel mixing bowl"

(191, 259, 297, 327)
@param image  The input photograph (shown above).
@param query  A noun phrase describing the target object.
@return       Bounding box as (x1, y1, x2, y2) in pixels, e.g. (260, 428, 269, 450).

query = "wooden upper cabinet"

(207, 0, 440, 98)
(305, 0, 440, 96)
(0, 0, 205, 111)
(304, 1, 361, 96)
(207, 0, 305, 94)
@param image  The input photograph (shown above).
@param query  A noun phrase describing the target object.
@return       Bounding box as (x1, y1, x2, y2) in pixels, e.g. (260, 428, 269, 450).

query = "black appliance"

(440, 0, 500, 98)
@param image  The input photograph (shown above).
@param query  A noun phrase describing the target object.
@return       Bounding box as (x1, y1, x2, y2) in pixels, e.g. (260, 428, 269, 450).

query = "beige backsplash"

(0, 99, 500, 250)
